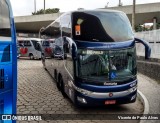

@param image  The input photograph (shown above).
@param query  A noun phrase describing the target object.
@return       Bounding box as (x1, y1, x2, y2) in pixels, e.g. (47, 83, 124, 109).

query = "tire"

(54, 70, 57, 81)
(59, 77, 67, 98)
(29, 53, 34, 60)
(64, 54, 67, 59)
(42, 54, 46, 70)
(57, 76, 61, 90)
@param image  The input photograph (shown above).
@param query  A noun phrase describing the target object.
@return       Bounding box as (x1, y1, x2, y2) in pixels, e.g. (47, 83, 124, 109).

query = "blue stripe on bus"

(76, 80, 137, 92)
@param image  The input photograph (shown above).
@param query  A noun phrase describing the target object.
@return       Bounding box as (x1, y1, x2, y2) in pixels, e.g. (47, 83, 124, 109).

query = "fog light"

(77, 96, 87, 104)
(131, 94, 136, 101)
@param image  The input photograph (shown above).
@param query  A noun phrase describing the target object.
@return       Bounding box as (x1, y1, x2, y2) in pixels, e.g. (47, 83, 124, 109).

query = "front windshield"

(42, 41, 50, 46)
(77, 47, 136, 82)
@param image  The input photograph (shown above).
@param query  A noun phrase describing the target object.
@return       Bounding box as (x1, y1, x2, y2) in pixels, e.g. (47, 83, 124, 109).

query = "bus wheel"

(59, 77, 67, 98)
(54, 70, 57, 81)
(42, 54, 46, 70)
(57, 75, 61, 90)
(29, 53, 34, 60)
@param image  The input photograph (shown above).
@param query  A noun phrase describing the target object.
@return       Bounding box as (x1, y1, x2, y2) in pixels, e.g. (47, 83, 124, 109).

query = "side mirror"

(135, 38, 151, 59)
(72, 42, 77, 59)
(63, 42, 70, 53)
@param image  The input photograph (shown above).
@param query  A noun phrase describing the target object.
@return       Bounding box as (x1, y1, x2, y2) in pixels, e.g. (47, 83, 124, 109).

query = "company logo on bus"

(45, 48, 52, 54)
(104, 82, 117, 86)
(109, 93, 113, 97)
(20, 48, 28, 54)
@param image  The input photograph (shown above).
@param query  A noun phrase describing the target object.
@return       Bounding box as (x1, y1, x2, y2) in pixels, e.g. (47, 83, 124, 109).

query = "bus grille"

(0, 69, 4, 89)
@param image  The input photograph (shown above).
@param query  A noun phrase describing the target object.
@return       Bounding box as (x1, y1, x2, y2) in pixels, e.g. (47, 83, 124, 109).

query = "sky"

(10, 0, 160, 16)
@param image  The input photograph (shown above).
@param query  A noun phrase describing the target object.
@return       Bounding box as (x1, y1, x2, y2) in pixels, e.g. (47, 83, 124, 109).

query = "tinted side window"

(55, 38, 63, 46)
(24, 41, 31, 46)
(18, 41, 24, 46)
(61, 14, 72, 37)
(0, 0, 11, 41)
(64, 38, 74, 76)
(42, 41, 50, 46)
(31, 40, 41, 51)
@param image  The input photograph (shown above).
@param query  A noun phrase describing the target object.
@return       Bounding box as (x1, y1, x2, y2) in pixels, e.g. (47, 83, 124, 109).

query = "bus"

(0, 0, 17, 122)
(18, 38, 42, 60)
(41, 39, 55, 58)
(40, 10, 151, 106)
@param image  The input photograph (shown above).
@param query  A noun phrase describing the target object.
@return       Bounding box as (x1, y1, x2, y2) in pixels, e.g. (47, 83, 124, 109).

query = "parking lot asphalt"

(17, 59, 143, 123)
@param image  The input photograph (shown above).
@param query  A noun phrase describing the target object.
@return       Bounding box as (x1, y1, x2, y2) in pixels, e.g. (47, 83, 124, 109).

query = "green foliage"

(32, 8, 60, 15)
(157, 23, 160, 29)
(135, 24, 160, 32)
(135, 25, 143, 32)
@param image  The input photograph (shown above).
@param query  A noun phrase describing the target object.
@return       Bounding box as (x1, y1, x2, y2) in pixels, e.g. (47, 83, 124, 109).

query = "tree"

(32, 8, 60, 15)
(132, 0, 136, 32)
(135, 24, 143, 32)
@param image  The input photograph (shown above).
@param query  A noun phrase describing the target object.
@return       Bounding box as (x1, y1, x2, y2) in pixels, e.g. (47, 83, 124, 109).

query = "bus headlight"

(76, 87, 92, 95)
(70, 81, 92, 95)
(128, 86, 137, 93)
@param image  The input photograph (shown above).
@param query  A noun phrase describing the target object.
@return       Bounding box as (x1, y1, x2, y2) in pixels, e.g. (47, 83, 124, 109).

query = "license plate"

(105, 100, 116, 105)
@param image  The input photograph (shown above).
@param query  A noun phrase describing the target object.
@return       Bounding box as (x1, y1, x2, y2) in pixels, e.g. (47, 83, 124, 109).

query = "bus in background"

(18, 38, 42, 60)
(17, 43, 20, 58)
(41, 39, 55, 58)
(53, 37, 67, 59)
(0, 0, 17, 121)
(41, 10, 151, 106)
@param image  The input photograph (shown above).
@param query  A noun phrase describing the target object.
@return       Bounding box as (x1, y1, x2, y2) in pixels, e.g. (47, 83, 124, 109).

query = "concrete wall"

(15, 13, 63, 33)
(135, 29, 160, 59)
(137, 56, 160, 83)
(15, 13, 62, 23)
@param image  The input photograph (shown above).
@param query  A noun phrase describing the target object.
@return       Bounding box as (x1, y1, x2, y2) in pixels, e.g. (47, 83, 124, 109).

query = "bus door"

(0, 0, 17, 122)
(31, 40, 41, 59)
(63, 37, 75, 99)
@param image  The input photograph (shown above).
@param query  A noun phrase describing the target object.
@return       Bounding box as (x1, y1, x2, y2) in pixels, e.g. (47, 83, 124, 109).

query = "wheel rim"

(30, 54, 34, 59)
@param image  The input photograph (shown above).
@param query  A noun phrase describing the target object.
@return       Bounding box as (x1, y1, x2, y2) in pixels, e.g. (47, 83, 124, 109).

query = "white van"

(18, 38, 42, 59)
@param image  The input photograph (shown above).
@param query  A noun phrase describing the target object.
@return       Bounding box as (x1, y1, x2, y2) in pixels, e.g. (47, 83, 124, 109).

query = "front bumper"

(70, 80, 137, 106)
(75, 90, 137, 106)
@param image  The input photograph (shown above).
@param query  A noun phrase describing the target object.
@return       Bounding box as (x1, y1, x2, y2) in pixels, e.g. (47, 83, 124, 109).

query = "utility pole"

(132, 0, 136, 31)
(44, 0, 46, 14)
(34, 0, 36, 13)
(119, 0, 121, 6)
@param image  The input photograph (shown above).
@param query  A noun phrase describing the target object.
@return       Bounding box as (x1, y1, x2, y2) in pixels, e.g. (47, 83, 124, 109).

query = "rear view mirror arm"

(135, 38, 151, 59)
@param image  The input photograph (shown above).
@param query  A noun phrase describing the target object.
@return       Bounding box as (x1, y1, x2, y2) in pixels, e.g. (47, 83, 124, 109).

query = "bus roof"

(17, 37, 42, 41)
(62, 9, 124, 16)
(76, 9, 123, 13)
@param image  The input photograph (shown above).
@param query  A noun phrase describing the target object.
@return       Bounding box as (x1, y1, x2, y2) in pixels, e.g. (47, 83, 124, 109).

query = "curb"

(137, 90, 149, 123)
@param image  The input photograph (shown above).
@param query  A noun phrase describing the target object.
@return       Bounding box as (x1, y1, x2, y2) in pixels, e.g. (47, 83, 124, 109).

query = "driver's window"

(36, 43, 41, 51)
(64, 38, 73, 76)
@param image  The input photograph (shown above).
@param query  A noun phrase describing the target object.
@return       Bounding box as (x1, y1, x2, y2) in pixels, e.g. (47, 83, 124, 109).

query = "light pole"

(44, 0, 46, 14)
(39, 27, 45, 38)
(34, 0, 36, 13)
(119, 0, 121, 6)
(132, 0, 136, 31)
